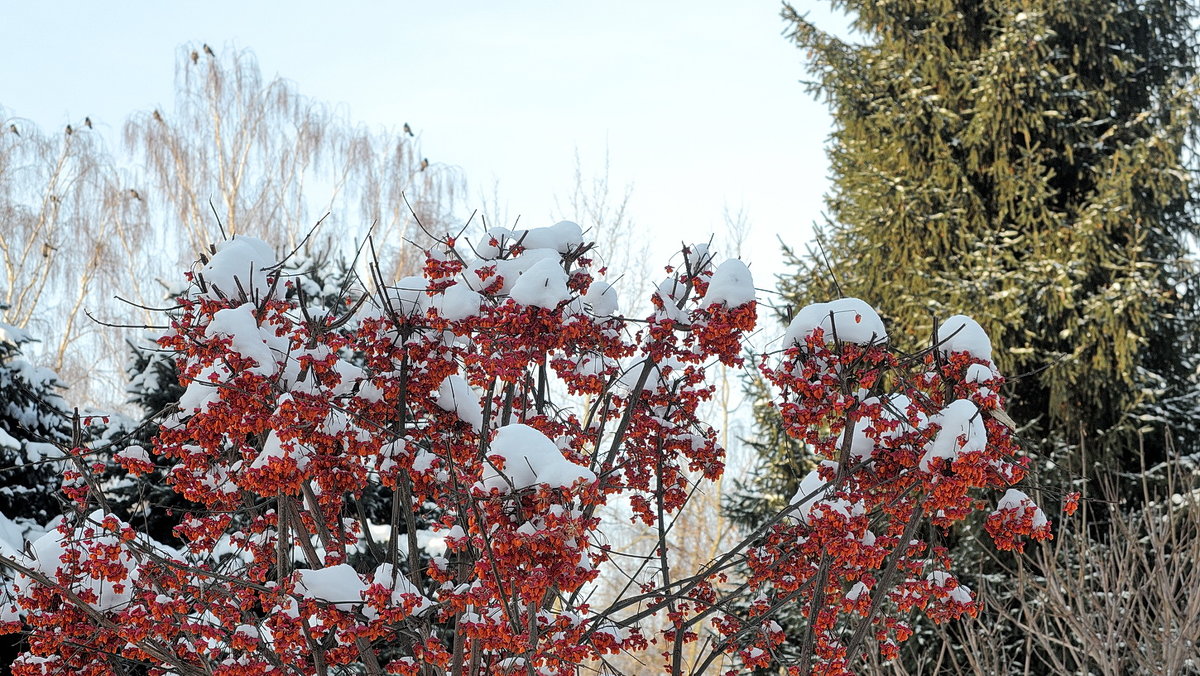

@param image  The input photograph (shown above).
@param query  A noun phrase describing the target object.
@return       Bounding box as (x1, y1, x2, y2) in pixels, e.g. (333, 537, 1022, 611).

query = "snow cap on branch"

(480, 424, 596, 492)
(199, 236, 276, 301)
(476, 220, 584, 259)
(936, 315, 993, 364)
(386, 276, 430, 316)
(788, 460, 860, 523)
(583, 280, 619, 317)
(509, 257, 571, 310)
(294, 564, 367, 611)
(434, 281, 482, 321)
(921, 399, 987, 472)
(784, 298, 887, 346)
(994, 488, 1048, 529)
(702, 258, 756, 308)
(207, 303, 278, 376)
(435, 375, 484, 432)
(21, 511, 144, 612)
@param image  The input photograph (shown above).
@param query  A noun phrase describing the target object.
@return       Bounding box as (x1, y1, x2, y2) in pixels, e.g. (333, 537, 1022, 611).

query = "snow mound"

(207, 303, 278, 376)
(295, 564, 366, 611)
(178, 362, 232, 414)
(584, 280, 619, 317)
(788, 461, 860, 523)
(920, 399, 986, 472)
(365, 563, 433, 619)
(846, 581, 870, 601)
(927, 571, 973, 604)
(480, 424, 596, 492)
(836, 417, 876, 462)
(436, 282, 482, 321)
(435, 375, 484, 432)
(995, 489, 1048, 529)
(477, 221, 584, 258)
(199, 236, 276, 301)
(386, 276, 430, 316)
(703, 259, 755, 308)
(22, 511, 145, 612)
(509, 258, 571, 310)
(251, 428, 313, 472)
(784, 298, 887, 346)
(936, 315, 992, 364)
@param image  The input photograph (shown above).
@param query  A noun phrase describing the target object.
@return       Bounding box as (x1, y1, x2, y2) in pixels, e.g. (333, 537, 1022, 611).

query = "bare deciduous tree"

(125, 45, 461, 277)
(555, 148, 648, 313)
(0, 110, 153, 399)
(859, 445, 1200, 676)
(1, 44, 461, 410)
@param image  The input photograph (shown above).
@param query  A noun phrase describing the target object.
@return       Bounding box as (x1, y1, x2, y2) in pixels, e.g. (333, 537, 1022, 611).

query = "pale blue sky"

(1, 1, 848, 294)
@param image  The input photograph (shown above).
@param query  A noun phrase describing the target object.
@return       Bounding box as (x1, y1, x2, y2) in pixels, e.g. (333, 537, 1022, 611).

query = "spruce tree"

(730, 2, 1198, 672)
(0, 309, 79, 671)
(0, 309, 74, 529)
(774, 0, 1198, 469)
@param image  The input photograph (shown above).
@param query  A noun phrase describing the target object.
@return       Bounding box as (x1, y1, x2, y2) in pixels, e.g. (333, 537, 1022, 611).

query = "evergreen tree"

(0, 309, 74, 529)
(0, 308, 78, 675)
(731, 2, 1199, 672)
(774, 0, 1198, 467)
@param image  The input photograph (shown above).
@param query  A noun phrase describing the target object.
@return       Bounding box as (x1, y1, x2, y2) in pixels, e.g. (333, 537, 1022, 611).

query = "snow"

(0, 512, 46, 560)
(509, 257, 571, 310)
(0, 320, 31, 347)
(251, 429, 312, 472)
(937, 315, 993, 364)
(702, 259, 755, 307)
(177, 362, 232, 414)
(472, 248, 559, 295)
(525, 220, 584, 252)
(846, 581, 870, 601)
(920, 399, 986, 472)
(294, 564, 367, 611)
(788, 461, 860, 523)
(836, 416, 876, 462)
(995, 489, 1049, 529)
(365, 563, 433, 619)
(199, 236, 277, 301)
(584, 280, 619, 317)
(477, 221, 584, 258)
(386, 276, 430, 316)
(22, 511, 140, 612)
(654, 276, 690, 324)
(207, 303, 277, 375)
(411, 449, 436, 473)
(435, 282, 482, 321)
(116, 445, 151, 464)
(618, 356, 685, 394)
(572, 353, 615, 382)
(435, 375, 484, 432)
(784, 298, 887, 346)
(877, 394, 928, 443)
(927, 571, 973, 604)
(965, 363, 996, 383)
(480, 424, 596, 492)
(683, 242, 715, 274)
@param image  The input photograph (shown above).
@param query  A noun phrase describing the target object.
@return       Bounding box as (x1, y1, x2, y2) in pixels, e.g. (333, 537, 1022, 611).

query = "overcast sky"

(0, 1, 849, 299)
